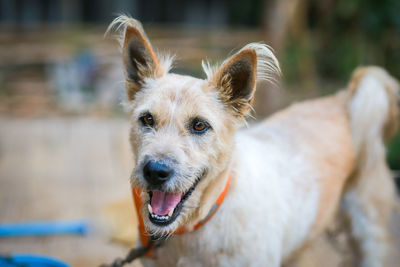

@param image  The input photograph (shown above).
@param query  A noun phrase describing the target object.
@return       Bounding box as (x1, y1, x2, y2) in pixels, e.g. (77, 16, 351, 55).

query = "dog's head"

(108, 16, 280, 235)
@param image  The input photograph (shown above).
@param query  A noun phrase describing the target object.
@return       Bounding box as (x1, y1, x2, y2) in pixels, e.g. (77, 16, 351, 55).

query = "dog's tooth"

(168, 208, 174, 217)
(148, 204, 153, 214)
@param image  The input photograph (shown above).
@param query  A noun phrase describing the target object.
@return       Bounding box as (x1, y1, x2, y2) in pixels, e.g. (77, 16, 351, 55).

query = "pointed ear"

(122, 25, 161, 100)
(210, 49, 257, 116)
(205, 43, 280, 117)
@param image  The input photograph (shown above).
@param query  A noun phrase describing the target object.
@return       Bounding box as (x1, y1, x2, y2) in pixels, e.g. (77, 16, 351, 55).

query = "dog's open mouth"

(147, 171, 205, 226)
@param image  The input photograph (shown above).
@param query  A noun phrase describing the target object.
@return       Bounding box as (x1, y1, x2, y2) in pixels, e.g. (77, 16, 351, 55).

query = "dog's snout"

(143, 160, 174, 186)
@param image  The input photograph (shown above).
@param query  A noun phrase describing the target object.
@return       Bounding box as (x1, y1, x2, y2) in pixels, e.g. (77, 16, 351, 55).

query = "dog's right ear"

(122, 25, 161, 100)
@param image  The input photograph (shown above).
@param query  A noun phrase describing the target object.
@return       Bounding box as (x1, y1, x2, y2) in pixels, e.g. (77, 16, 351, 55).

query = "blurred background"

(0, 0, 399, 266)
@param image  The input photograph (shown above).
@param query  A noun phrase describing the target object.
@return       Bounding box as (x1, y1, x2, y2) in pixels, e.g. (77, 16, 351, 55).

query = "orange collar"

(131, 174, 231, 257)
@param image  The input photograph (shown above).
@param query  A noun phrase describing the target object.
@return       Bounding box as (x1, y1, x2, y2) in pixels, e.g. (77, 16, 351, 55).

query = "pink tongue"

(151, 190, 183, 216)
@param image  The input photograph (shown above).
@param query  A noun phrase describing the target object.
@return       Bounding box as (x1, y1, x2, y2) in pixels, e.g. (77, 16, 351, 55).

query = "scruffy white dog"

(107, 16, 399, 267)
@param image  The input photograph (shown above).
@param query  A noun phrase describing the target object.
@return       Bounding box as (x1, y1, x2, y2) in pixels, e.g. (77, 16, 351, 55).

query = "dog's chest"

(142, 154, 321, 267)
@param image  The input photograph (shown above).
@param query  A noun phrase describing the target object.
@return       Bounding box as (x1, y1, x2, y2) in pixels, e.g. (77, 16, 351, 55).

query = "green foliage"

(282, 0, 400, 84)
(311, 0, 400, 81)
(388, 132, 400, 170)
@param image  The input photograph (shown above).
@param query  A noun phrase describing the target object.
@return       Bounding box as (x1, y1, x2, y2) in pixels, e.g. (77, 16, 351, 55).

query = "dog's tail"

(344, 66, 399, 266)
(348, 66, 399, 152)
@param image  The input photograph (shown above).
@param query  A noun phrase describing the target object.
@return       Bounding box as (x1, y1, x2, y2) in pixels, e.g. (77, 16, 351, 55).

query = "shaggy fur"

(108, 16, 399, 267)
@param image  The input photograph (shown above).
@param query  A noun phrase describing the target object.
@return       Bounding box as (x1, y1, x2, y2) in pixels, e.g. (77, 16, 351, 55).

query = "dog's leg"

(342, 165, 395, 267)
(342, 67, 399, 267)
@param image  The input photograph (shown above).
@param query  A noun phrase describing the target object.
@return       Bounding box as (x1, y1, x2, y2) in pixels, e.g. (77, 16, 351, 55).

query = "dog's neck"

(186, 168, 231, 230)
(185, 138, 236, 229)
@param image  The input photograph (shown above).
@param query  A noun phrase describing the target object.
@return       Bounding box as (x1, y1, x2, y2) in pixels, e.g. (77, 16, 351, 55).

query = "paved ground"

(0, 118, 139, 266)
(0, 118, 399, 266)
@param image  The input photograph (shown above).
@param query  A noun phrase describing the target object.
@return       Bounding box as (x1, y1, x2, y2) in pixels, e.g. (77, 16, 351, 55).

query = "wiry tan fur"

(108, 16, 399, 267)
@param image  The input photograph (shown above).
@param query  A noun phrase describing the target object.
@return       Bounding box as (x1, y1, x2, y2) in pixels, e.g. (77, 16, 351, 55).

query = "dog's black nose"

(143, 160, 173, 186)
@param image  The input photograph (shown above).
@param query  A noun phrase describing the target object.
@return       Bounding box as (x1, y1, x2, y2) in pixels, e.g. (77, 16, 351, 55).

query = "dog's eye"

(140, 113, 154, 127)
(191, 118, 210, 134)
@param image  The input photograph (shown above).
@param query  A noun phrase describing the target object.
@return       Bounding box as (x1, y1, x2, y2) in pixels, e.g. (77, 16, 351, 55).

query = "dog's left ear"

(205, 44, 280, 117)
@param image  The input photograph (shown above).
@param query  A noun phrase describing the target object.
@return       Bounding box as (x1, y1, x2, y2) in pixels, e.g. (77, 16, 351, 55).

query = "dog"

(107, 15, 399, 267)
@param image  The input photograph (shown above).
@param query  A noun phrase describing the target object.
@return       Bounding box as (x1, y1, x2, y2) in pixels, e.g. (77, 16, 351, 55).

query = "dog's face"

(111, 16, 279, 235)
(129, 74, 236, 234)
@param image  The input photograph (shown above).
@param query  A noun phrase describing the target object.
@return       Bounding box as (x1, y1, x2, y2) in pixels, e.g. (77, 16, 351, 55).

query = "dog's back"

(234, 66, 399, 265)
